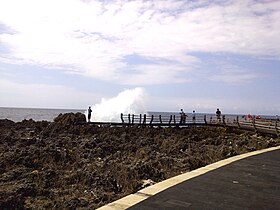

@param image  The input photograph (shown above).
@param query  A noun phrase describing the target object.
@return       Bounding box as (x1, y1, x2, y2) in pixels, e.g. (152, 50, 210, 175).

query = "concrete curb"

(97, 146, 280, 210)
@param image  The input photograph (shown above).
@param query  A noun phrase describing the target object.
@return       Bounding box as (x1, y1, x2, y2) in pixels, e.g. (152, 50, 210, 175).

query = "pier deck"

(88, 113, 279, 136)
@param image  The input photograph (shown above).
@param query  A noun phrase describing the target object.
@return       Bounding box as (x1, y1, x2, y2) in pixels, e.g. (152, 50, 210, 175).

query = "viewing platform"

(88, 113, 280, 136)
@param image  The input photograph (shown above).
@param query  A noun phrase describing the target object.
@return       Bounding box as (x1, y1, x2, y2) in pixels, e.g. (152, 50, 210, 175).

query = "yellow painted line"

(97, 145, 280, 210)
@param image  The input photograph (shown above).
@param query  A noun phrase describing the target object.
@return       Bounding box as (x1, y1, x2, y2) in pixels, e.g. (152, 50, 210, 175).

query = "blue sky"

(0, 0, 280, 115)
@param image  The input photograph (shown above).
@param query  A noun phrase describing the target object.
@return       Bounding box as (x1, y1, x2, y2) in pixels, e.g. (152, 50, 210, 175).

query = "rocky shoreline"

(1, 113, 279, 209)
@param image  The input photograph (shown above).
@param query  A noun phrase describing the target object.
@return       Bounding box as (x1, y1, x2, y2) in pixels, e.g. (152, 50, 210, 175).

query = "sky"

(0, 0, 280, 115)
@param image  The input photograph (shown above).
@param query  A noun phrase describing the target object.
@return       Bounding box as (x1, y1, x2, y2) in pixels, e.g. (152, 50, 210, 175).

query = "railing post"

(252, 116, 256, 131)
(210, 116, 212, 124)
(237, 116, 240, 128)
(204, 115, 207, 124)
(121, 113, 124, 123)
(275, 118, 278, 135)
(222, 115, 226, 125)
(132, 114, 134, 125)
(128, 114, 131, 124)
(173, 115, 176, 124)
(159, 115, 162, 124)
(150, 115, 154, 124)
(169, 115, 172, 124)
(143, 114, 146, 125)
(139, 114, 142, 124)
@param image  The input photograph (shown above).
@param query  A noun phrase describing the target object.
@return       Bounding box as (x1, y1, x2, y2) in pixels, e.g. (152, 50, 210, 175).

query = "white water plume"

(88, 87, 146, 122)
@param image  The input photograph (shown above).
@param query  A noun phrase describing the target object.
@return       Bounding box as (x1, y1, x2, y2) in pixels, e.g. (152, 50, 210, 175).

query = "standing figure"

(192, 110, 196, 123)
(180, 109, 187, 124)
(88, 106, 92, 122)
(216, 108, 221, 122)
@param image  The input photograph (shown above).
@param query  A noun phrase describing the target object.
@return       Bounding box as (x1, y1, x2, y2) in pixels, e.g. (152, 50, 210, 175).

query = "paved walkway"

(128, 149, 280, 210)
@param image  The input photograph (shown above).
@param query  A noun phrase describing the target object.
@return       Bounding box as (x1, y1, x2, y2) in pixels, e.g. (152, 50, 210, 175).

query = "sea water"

(0, 107, 277, 123)
(0, 107, 85, 122)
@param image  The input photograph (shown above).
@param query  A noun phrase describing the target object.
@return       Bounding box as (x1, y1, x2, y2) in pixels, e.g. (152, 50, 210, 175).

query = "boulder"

(54, 112, 86, 125)
(0, 119, 15, 127)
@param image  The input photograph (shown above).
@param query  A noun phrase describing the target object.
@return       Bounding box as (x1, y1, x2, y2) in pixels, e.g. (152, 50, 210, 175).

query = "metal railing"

(120, 113, 280, 135)
(120, 113, 207, 125)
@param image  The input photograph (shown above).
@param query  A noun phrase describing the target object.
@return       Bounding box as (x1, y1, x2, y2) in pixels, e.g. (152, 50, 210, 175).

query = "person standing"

(216, 108, 221, 122)
(88, 106, 92, 122)
(192, 110, 196, 123)
(180, 109, 187, 124)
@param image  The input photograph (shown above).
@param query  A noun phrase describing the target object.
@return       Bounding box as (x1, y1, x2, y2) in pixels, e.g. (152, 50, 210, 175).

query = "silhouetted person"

(180, 109, 187, 124)
(192, 110, 196, 123)
(216, 108, 221, 122)
(88, 106, 92, 122)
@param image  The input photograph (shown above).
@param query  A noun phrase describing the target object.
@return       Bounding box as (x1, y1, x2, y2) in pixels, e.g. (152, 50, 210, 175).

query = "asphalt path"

(128, 149, 280, 210)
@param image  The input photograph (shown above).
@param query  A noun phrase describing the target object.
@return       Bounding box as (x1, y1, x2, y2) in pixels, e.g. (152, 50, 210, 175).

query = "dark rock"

(0, 192, 25, 210)
(16, 182, 37, 197)
(0, 119, 15, 127)
(65, 198, 80, 209)
(0, 115, 279, 209)
(54, 112, 86, 125)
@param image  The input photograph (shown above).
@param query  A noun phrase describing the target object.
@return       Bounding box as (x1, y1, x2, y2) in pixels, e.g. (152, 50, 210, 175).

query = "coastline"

(1, 113, 280, 209)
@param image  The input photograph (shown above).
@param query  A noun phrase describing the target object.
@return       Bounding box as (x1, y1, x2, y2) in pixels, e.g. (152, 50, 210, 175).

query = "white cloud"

(0, 78, 101, 109)
(0, 0, 279, 84)
(209, 70, 258, 84)
(118, 55, 198, 85)
(208, 63, 260, 84)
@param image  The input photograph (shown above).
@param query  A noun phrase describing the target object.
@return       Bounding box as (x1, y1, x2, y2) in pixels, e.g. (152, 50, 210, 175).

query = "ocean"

(0, 107, 277, 123)
(0, 107, 213, 123)
(0, 107, 85, 122)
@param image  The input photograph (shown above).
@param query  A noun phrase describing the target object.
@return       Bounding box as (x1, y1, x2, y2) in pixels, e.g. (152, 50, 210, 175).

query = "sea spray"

(87, 87, 146, 122)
